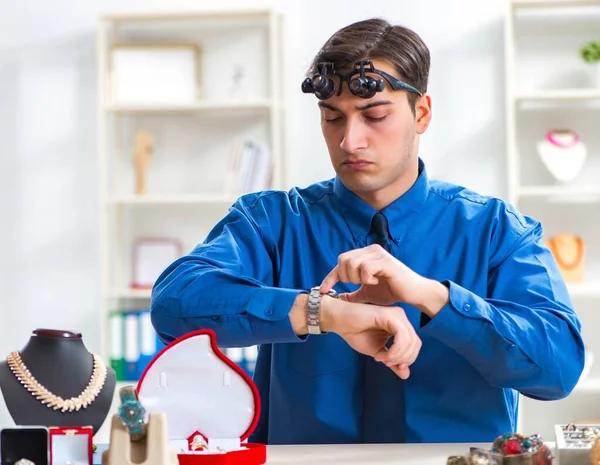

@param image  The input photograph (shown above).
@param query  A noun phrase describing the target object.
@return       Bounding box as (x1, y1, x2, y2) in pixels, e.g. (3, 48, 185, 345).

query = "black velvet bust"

(0, 329, 116, 435)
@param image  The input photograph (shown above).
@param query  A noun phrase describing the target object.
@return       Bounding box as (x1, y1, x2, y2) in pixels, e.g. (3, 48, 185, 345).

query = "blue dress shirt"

(150, 158, 585, 444)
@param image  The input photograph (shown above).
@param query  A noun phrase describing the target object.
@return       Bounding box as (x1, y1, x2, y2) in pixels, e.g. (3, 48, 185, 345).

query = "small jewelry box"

(0, 426, 49, 465)
(49, 426, 93, 465)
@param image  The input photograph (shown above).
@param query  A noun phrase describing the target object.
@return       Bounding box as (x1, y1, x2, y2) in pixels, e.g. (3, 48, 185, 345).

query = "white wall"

(0, 0, 509, 357)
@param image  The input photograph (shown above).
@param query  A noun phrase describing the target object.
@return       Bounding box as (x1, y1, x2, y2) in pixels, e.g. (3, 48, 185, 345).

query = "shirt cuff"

(246, 287, 307, 343)
(420, 280, 488, 350)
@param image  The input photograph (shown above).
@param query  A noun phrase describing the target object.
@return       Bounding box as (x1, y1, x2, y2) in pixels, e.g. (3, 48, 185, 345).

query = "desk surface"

(93, 442, 557, 464)
(263, 443, 490, 464)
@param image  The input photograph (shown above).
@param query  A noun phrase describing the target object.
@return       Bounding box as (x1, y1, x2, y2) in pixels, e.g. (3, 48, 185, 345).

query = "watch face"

(118, 399, 145, 427)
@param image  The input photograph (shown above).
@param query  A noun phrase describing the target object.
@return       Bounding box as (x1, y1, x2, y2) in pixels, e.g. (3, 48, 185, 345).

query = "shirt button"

(265, 307, 274, 316)
(463, 303, 471, 312)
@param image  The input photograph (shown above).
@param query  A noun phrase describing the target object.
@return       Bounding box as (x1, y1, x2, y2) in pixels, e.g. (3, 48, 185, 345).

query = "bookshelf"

(505, 0, 600, 438)
(96, 9, 285, 387)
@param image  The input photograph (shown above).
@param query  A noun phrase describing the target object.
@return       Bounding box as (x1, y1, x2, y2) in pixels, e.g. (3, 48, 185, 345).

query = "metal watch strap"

(307, 286, 338, 335)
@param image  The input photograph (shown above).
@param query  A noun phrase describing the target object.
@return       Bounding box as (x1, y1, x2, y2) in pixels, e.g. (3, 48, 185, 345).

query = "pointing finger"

(320, 265, 340, 293)
(390, 364, 410, 380)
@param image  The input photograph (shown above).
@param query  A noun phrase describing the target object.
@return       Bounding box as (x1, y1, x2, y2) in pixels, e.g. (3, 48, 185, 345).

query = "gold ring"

(191, 435, 208, 451)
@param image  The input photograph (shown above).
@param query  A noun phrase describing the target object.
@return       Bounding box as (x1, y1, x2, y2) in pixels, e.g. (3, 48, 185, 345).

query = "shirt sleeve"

(149, 194, 306, 348)
(421, 220, 586, 401)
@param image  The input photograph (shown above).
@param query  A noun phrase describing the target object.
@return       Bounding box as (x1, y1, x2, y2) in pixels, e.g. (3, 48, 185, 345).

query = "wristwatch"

(117, 385, 147, 442)
(307, 286, 339, 335)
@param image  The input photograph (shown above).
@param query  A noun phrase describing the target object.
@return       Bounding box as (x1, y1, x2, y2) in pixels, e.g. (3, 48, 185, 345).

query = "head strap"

(301, 59, 422, 100)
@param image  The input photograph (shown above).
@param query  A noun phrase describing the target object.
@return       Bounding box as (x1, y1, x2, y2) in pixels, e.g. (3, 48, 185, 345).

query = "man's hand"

(320, 244, 449, 318)
(323, 297, 421, 379)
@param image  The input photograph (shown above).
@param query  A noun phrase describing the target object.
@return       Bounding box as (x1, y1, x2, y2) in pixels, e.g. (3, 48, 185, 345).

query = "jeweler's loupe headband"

(301, 59, 423, 100)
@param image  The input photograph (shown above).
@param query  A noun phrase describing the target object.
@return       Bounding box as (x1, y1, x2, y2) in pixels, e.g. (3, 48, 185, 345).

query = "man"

(150, 18, 585, 444)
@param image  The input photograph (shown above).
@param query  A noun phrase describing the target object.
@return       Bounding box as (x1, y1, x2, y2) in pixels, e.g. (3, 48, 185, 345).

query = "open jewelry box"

(0, 426, 49, 465)
(0, 425, 93, 465)
(136, 329, 266, 465)
(49, 426, 93, 465)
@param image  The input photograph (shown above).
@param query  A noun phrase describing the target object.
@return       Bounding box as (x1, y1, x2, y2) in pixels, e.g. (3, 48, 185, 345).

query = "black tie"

(361, 212, 406, 443)
(370, 212, 390, 249)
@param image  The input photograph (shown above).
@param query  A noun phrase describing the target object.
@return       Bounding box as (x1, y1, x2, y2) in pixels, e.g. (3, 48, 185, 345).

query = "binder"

(220, 346, 258, 377)
(108, 311, 125, 381)
(124, 311, 140, 381)
(136, 309, 165, 379)
(244, 345, 259, 376)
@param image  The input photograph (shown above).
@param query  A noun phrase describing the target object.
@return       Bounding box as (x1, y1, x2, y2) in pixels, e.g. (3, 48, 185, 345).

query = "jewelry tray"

(136, 329, 267, 465)
(555, 423, 600, 465)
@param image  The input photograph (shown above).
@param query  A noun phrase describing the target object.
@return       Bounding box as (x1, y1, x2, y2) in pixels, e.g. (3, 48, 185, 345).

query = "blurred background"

(1, 0, 599, 443)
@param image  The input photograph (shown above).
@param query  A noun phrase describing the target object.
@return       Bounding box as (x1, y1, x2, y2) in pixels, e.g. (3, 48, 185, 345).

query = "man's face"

(318, 59, 432, 208)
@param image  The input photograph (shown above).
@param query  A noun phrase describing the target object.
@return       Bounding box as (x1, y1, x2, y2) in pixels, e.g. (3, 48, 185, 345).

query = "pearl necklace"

(6, 351, 107, 412)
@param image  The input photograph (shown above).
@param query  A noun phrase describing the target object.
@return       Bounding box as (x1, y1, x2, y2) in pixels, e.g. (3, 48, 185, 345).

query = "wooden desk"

(263, 443, 490, 464)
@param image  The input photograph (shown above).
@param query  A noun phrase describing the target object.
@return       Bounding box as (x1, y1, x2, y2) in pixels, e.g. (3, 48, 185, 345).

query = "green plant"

(580, 40, 600, 64)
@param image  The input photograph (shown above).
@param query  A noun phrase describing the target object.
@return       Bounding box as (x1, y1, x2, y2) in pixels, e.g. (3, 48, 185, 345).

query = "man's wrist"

(317, 295, 343, 333)
(415, 279, 449, 319)
(289, 293, 309, 335)
(289, 292, 343, 336)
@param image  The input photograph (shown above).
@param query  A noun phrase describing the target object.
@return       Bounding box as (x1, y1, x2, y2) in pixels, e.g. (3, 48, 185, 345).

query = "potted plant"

(580, 40, 600, 85)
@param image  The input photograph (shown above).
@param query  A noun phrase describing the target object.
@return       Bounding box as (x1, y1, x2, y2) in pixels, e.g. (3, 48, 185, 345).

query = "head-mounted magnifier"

(301, 59, 422, 100)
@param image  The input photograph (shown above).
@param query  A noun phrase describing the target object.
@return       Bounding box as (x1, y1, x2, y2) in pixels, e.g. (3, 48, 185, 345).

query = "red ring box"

(49, 426, 93, 465)
(137, 329, 266, 465)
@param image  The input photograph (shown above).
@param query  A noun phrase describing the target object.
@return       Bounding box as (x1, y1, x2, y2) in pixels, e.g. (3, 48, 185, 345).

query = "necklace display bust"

(544, 233, 585, 283)
(0, 329, 116, 434)
(536, 129, 587, 183)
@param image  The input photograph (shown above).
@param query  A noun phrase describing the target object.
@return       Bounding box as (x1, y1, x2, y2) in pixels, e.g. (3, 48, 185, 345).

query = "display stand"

(536, 130, 587, 183)
(102, 413, 178, 465)
(136, 329, 266, 465)
(0, 329, 116, 433)
(545, 233, 585, 283)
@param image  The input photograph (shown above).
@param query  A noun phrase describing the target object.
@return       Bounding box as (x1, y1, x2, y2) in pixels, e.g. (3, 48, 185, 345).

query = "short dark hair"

(307, 18, 430, 114)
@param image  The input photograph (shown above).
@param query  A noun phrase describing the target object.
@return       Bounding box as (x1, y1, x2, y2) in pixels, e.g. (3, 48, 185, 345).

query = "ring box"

(137, 329, 266, 465)
(49, 426, 93, 465)
(0, 426, 49, 465)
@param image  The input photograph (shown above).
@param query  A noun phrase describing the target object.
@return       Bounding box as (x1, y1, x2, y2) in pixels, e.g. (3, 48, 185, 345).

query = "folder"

(136, 308, 165, 379)
(124, 311, 140, 381)
(108, 311, 125, 381)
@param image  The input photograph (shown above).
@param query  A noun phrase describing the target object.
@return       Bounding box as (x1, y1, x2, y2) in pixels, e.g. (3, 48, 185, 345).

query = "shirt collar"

(333, 158, 430, 246)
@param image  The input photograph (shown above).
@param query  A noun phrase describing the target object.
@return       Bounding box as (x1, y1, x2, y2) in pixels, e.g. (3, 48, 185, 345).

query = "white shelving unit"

(96, 8, 284, 383)
(505, 0, 600, 439)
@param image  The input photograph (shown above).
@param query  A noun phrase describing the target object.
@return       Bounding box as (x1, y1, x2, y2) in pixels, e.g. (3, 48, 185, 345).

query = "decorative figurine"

(133, 130, 154, 195)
